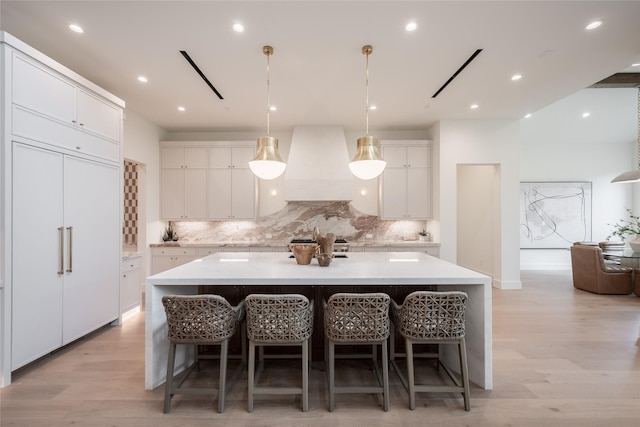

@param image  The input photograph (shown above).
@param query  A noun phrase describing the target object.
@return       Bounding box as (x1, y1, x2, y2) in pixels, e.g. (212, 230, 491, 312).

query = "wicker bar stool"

(162, 294, 246, 413)
(390, 291, 470, 411)
(323, 292, 391, 411)
(245, 294, 314, 412)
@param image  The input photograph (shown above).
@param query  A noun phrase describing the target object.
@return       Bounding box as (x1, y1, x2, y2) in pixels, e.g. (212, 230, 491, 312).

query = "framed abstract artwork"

(520, 181, 592, 249)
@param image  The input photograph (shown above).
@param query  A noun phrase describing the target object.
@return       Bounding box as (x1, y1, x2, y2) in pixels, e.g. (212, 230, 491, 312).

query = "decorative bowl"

(316, 253, 332, 267)
(290, 244, 318, 265)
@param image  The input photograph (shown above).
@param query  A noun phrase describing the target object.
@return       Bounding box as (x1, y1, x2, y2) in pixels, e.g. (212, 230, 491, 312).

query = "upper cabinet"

(208, 146, 256, 220)
(380, 140, 432, 219)
(159, 142, 256, 221)
(10, 53, 122, 161)
(160, 146, 208, 220)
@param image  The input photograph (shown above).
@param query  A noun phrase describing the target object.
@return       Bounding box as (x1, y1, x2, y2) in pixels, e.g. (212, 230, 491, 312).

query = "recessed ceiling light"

(137, 76, 148, 83)
(233, 23, 244, 32)
(177, 106, 186, 112)
(269, 105, 277, 111)
(524, 113, 532, 119)
(585, 20, 603, 30)
(582, 112, 590, 118)
(511, 74, 523, 81)
(405, 22, 418, 32)
(69, 24, 84, 33)
(369, 105, 377, 110)
(470, 104, 479, 109)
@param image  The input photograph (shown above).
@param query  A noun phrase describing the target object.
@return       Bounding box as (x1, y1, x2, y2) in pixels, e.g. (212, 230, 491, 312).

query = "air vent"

(589, 73, 640, 88)
(180, 50, 224, 99)
(431, 49, 483, 98)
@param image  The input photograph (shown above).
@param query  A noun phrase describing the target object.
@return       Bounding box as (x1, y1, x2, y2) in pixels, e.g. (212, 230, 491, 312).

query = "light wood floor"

(1, 270, 639, 426)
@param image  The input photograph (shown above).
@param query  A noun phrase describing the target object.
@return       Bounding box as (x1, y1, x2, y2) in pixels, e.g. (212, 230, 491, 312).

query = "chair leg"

(459, 338, 471, 411)
(328, 340, 335, 412)
(382, 339, 389, 412)
(302, 339, 309, 412)
(406, 338, 416, 410)
(247, 341, 255, 412)
(218, 339, 229, 413)
(241, 323, 247, 365)
(164, 343, 177, 413)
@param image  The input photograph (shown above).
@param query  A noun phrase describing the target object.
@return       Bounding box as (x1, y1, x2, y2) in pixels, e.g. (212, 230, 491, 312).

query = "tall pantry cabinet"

(1, 32, 125, 386)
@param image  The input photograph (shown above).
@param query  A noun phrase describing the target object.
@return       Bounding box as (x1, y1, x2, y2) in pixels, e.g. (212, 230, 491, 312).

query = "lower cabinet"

(151, 247, 197, 275)
(121, 256, 142, 313)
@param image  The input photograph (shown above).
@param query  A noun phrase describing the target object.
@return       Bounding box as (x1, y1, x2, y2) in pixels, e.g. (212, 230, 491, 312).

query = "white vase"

(629, 235, 640, 253)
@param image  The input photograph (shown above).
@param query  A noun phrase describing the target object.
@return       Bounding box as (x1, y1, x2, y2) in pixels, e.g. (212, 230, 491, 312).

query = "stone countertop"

(150, 240, 440, 248)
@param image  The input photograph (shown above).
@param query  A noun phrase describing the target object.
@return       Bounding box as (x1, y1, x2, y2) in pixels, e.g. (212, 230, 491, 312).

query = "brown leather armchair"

(570, 243, 632, 295)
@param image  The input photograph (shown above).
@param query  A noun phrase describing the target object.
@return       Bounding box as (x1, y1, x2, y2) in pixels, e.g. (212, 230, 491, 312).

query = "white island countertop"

(146, 252, 492, 390)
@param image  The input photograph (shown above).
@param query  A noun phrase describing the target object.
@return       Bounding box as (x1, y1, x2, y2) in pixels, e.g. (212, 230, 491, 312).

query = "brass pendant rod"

(264, 46, 273, 136)
(364, 45, 371, 136)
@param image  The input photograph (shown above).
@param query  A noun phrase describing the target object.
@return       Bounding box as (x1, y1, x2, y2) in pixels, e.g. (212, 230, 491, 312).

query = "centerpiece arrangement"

(607, 208, 640, 252)
(289, 227, 336, 266)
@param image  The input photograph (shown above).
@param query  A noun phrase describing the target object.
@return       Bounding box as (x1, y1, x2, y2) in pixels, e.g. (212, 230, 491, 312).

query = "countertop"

(149, 240, 440, 248)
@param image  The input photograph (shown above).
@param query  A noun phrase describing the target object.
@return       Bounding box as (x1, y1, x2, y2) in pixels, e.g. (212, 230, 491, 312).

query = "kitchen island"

(145, 251, 492, 390)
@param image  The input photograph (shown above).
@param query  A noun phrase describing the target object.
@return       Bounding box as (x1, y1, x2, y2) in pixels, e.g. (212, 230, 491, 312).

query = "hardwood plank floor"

(1, 270, 639, 426)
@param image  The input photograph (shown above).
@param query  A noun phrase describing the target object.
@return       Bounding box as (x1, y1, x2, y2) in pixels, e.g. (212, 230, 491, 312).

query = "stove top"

(290, 238, 348, 244)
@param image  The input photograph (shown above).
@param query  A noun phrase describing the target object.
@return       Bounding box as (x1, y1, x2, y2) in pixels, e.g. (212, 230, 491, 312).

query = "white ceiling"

(2, 1, 640, 133)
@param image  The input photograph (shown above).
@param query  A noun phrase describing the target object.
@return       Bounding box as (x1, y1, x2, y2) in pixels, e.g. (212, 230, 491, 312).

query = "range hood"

(284, 126, 354, 201)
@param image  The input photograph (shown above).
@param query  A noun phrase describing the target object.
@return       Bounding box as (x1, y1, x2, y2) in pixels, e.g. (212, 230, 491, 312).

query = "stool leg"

(328, 340, 335, 412)
(302, 339, 309, 412)
(248, 341, 255, 412)
(406, 338, 416, 410)
(164, 343, 177, 413)
(218, 339, 229, 413)
(459, 338, 471, 411)
(382, 339, 389, 412)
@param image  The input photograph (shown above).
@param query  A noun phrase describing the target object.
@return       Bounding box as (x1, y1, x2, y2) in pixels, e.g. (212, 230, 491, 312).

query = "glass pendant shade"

(249, 136, 286, 180)
(349, 135, 386, 180)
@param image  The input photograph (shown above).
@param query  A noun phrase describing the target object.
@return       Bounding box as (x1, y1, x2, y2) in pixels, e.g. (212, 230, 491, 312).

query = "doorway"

(456, 164, 501, 277)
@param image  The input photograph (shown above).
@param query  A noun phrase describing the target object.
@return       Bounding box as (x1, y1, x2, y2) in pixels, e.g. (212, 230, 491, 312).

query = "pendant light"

(249, 45, 286, 180)
(611, 87, 640, 184)
(349, 45, 386, 180)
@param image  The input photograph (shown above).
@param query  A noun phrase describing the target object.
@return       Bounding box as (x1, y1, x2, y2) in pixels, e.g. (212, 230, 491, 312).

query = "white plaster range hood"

(284, 126, 354, 201)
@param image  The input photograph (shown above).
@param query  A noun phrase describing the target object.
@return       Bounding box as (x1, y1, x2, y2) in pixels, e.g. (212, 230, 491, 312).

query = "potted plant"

(418, 229, 429, 242)
(607, 208, 640, 252)
(162, 223, 179, 243)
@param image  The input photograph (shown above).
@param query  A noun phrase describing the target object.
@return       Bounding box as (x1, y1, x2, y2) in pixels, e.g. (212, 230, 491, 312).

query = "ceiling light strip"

(431, 48, 483, 98)
(179, 50, 224, 100)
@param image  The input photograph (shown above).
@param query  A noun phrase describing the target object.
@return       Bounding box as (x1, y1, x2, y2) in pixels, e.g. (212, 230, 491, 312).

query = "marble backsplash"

(170, 201, 427, 244)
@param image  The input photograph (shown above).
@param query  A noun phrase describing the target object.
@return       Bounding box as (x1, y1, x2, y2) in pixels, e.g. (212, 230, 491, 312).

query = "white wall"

(520, 88, 637, 270)
(437, 119, 521, 289)
(122, 110, 166, 278)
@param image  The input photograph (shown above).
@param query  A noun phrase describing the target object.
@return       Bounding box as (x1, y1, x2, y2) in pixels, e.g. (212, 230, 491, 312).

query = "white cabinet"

(380, 141, 432, 219)
(2, 33, 124, 385)
(11, 143, 120, 369)
(121, 256, 142, 313)
(208, 146, 256, 219)
(160, 146, 207, 219)
(11, 53, 121, 161)
(151, 247, 197, 275)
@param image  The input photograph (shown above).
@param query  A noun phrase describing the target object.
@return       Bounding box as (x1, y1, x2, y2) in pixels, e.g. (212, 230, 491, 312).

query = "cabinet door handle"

(58, 227, 64, 275)
(66, 226, 73, 273)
